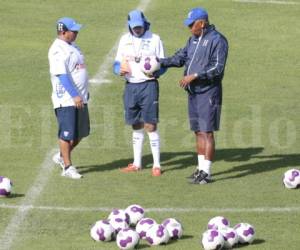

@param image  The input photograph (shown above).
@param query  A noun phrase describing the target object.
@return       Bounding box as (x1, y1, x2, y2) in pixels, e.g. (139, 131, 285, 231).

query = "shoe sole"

(188, 178, 211, 184)
(120, 168, 141, 173)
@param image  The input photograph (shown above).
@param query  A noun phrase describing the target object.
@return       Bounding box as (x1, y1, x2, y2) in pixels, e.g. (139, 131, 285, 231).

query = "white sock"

(132, 129, 144, 167)
(202, 160, 212, 176)
(197, 155, 205, 170)
(148, 130, 160, 168)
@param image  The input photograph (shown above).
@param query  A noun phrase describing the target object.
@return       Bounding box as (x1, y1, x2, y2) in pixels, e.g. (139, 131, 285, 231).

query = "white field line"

(0, 149, 56, 250)
(1, 204, 300, 213)
(0, 1, 152, 249)
(89, 0, 152, 85)
(233, 0, 300, 4)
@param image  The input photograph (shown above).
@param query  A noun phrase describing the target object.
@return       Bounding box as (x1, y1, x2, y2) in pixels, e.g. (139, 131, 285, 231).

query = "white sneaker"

(52, 152, 65, 169)
(61, 166, 82, 179)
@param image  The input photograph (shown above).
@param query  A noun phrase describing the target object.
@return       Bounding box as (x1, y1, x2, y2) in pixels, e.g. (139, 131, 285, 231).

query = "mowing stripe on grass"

(1, 204, 300, 213)
(0, 1, 152, 249)
(233, 0, 300, 4)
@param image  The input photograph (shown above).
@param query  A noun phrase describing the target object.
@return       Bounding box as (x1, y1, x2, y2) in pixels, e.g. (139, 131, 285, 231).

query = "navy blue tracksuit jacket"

(160, 25, 228, 94)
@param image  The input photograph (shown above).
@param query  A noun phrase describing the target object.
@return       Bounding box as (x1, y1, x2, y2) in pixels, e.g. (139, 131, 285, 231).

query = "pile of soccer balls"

(90, 204, 183, 249)
(201, 216, 255, 250)
(0, 176, 12, 197)
(282, 168, 300, 189)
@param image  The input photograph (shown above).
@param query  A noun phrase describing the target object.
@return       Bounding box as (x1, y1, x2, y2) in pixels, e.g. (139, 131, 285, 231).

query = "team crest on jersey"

(56, 83, 65, 98)
(141, 40, 151, 51)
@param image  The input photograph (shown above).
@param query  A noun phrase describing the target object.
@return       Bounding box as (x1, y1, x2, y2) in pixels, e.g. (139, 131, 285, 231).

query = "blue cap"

(56, 17, 82, 32)
(128, 10, 147, 28)
(184, 7, 208, 26)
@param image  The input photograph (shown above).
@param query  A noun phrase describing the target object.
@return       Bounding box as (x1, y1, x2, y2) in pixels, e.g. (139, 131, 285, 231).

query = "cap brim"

(69, 23, 82, 31)
(184, 18, 195, 26)
(129, 21, 144, 28)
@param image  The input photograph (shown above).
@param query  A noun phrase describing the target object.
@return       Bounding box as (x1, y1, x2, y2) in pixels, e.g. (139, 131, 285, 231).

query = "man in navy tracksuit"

(160, 7, 228, 184)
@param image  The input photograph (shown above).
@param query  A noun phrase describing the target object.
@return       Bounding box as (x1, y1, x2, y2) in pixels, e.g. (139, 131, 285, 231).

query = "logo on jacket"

(202, 39, 209, 47)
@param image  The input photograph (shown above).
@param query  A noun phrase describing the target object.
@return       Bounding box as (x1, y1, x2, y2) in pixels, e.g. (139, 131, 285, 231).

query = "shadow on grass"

(78, 147, 300, 181)
(7, 193, 25, 199)
(136, 235, 194, 249)
(235, 239, 265, 248)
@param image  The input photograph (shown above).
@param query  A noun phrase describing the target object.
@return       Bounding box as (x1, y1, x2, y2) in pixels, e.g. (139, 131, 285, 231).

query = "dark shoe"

(187, 169, 200, 179)
(189, 170, 211, 184)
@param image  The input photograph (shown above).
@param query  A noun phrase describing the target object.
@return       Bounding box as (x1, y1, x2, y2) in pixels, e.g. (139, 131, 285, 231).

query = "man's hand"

(179, 74, 198, 88)
(120, 59, 131, 76)
(73, 96, 84, 108)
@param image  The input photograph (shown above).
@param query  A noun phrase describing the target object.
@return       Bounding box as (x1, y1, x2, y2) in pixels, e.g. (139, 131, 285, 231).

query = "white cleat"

(61, 166, 82, 179)
(52, 152, 65, 169)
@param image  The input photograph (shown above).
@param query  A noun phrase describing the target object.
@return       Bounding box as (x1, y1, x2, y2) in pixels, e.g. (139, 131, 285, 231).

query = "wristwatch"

(193, 73, 198, 78)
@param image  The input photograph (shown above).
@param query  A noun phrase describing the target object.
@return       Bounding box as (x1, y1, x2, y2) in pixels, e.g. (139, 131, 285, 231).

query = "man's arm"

(57, 74, 83, 108)
(160, 47, 187, 68)
(159, 39, 190, 68)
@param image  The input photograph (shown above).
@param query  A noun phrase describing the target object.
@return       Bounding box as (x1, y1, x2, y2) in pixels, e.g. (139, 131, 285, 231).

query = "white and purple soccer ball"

(140, 55, 161, 75)
(90, 220, 115, 242)
(136, 217, 157, 239)
(208, 216, 230, 230)
(116, 228, 140, 250)
(219, 227, 239, 248)
(202, 229, 225, 250)
(145, 224, 169, 246)
(234, 223, 255, 244)
(283, 169, 300, 189)
(162, 218, 183, 239)
(125, 204, 145, 226)
(0, 176, 12, 197)
(108, 209, 130, 233)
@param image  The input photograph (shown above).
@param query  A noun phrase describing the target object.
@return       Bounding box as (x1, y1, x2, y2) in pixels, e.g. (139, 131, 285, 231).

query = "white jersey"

(48, 38, 89, 109)
(115, 30, 165, 83)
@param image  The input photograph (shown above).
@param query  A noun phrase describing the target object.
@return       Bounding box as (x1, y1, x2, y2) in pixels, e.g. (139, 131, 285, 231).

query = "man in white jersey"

(113, 10, 166, 176)
(48, 17, 90, 179)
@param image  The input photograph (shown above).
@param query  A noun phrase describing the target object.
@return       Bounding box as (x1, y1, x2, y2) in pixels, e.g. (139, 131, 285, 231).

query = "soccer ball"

(125, 204, 145, 226)
(219, 227, 239, 248)
(90, 220, 115, 242)
(162, 218, 183, 239)
(108, 209, 130, 233)
(234, 223, 255, 244)
(202, 229, 225, 250)
(207, 216, 230, 230)
(140, 55, 161, 75)
(0, 176, 12, 197)
(136, 217, 157, 239)
(145, 224, 169, 245)
(283, 169, 300, 189)
(116, 228, 140, 250)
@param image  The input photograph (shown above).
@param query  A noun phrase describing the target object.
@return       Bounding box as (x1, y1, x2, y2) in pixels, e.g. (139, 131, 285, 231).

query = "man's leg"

(196, 131, 214, 176)
(121, 123, 144, 172)
(144, 123, 161, 176)
(132, 123, 144, 168)
(59, 139, 72, 167)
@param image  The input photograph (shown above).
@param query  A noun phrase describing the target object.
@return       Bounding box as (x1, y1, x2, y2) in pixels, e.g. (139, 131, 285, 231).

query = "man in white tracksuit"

(113, 10, 166, 176)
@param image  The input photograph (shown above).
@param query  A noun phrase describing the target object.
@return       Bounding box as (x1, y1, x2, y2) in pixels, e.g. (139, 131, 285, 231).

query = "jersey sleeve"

(115, 35, 126, 62)
(157, 38, 165, 58)
(49, 49, 68, 76)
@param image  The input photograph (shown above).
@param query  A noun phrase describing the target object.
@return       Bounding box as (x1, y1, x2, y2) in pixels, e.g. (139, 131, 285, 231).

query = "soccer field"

(0, 0, 300, 249)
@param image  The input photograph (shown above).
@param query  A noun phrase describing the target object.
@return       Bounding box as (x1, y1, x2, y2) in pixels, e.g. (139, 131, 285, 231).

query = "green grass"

(1, 0, 300, 249)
